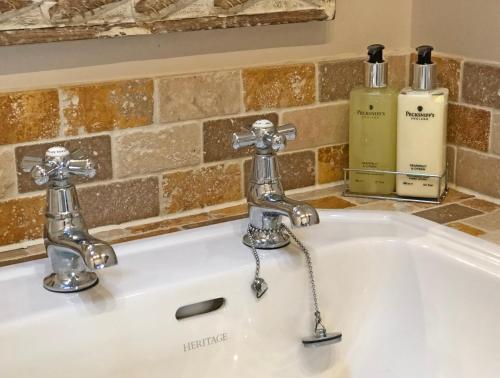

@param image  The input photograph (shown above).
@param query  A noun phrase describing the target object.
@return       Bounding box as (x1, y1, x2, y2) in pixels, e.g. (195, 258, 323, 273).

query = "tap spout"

(249, 193, 320, 229)
(43, 217, 117, 292)
(45, 224, 117, 272)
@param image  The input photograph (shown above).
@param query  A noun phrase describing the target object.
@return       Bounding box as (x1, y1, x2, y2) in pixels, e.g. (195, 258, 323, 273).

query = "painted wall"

(412, 0, 500, 61)
(0, 0, 412, 90)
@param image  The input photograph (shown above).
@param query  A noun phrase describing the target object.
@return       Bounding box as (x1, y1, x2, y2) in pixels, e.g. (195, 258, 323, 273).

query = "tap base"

(243, 232, 290, 250)
(43, 272, 99, 293)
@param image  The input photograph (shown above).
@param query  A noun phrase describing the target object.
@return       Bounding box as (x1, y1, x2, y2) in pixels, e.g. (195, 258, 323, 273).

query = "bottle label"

(356, 104, 386, 120)
(405, 105, 435, 121)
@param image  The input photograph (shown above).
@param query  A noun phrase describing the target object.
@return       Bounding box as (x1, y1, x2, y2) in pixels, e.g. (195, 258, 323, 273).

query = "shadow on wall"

(0, 21, 329, 75)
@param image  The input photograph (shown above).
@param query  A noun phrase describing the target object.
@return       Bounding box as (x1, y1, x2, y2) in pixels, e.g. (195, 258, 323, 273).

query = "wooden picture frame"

(0, 1, 335, 46)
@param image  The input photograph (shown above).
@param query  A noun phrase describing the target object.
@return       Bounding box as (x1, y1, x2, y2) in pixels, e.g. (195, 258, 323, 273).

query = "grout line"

(238, 68, 246, 114)
(152, 78, 160, 125)
(315, 62, 320, 104)
(458, 59, 465, 103)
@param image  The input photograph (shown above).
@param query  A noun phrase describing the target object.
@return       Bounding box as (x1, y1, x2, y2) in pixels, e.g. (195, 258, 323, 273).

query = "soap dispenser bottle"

(349, 44, 398, 194)
(396, 45, 448, 198)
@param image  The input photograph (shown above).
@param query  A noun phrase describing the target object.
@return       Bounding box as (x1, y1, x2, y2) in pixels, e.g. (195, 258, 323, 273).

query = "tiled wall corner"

(409, 53, 500, 198)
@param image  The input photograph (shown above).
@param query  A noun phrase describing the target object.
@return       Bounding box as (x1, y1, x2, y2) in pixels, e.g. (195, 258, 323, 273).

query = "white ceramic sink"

(1, 210, 500, 378)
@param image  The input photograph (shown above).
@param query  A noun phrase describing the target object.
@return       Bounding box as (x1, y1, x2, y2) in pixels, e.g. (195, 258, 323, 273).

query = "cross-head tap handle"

(20, 146, 96, 186)
(232, 119, 297, 153)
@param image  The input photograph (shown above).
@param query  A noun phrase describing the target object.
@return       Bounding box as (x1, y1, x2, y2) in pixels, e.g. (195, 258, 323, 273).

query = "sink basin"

(1, 210, 500, 378)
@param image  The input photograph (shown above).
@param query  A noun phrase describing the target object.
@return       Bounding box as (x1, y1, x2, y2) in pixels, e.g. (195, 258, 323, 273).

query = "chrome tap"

(232, 120, 319, 249)
(21, 146, 117, 293)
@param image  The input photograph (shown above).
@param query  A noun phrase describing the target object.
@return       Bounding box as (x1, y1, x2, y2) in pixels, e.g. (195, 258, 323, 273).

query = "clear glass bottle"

(397, 46, 448, 198)
(349, 44, 398, 194)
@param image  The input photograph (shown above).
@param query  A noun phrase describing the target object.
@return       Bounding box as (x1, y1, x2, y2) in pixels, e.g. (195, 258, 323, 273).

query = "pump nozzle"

(367, 44, 385, 63)
(412, 45, 436, 90)
(416, 45, 433, 65)
(364, 44, 387, 88)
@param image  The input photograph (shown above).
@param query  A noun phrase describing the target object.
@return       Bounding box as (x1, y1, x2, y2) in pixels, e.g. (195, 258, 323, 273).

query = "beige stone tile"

(461, 198, 499, 213)
(387, 55, 408, 90)
(462, 61, 500, 108)
(203, 113, 278, 163)
(319, 58, 364, 102)
(0, 148, 16, 200)
(0, 89, 59, 145)
(456, 149, 500, 198)
(78, 177, 160, 228)
(244, 151, 316, 194)
(15, 135, 113, 193)
(0, 195, 45, 246)
(318, 144, 349, 184)
(162, 164, 242, 214)
(61, 79, 154, 135)
(159, 71, 241, 122)
(463, 210, 500, 232)
(282, 103, 348, 151)
(446, 222, 485, 237)
(243, 64, 315, 111)
(115, 123, 201, 178)
(492, 111, 500, 155)
(414, 203, 483, 224)
(447, 103, 490, 152)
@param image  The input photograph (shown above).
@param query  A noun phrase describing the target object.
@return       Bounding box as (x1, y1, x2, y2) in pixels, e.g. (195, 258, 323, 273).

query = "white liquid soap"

(397, 45, 448, 198)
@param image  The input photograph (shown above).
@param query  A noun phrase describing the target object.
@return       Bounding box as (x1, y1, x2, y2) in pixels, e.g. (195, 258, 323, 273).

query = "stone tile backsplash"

(462, 62, 500, 109)
(61, 79, 154, 135)
(242, 64, 316, 110)
(0, 90, 60, 145)
(0, 52, 498, 249)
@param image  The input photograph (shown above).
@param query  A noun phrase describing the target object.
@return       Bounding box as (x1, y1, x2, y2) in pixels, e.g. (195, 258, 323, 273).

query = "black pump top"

(416, 45, 434, 65)
(367, 44, 385, 63)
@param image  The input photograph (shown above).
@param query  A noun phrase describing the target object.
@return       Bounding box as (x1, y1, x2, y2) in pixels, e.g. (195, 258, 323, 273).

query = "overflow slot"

(175, 298, 226, 320)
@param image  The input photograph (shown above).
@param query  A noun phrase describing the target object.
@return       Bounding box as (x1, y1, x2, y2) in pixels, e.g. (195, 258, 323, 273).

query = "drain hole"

(175, 298, 225, 320)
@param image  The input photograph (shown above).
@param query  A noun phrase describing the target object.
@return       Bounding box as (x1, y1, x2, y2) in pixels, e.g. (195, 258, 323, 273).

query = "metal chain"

(280, 224, 326, 337)
(246, 223, 327, 336)
(280, 224, 320, 314)
(246, 225, 260, 280)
